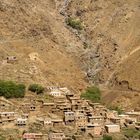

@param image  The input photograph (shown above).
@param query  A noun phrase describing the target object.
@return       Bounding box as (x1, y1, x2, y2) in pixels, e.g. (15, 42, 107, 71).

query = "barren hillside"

(0, 0, 140, 107)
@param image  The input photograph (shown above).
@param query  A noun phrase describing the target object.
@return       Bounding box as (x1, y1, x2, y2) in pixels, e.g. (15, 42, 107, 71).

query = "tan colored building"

(6, 56, 17, 63)
(105, 124, 120, 133)
(0, 112, 15, 122)
(44, 118, 53, 127)
(48, 132, 65, 140)
(42, 102, 56, 112)
(16, 118, 27, 126)
(23, 133, 47, 140)
(64, 111, 75, 124)
(86, 124, 102, 135)
(110, 117, 120, 125)
(125, 111, 140, 122)
(75, 112, 87, 128)
(21, 103, 36, 112)
(52, 119, 64, 127)
(88, 116, 104, 125)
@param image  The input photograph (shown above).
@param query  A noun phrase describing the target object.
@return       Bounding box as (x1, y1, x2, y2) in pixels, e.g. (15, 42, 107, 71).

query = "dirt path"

(106, 46, 140, 86)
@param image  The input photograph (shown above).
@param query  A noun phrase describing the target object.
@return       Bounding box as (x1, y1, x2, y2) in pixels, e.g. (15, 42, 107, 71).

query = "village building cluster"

(0, 87, 140, 140)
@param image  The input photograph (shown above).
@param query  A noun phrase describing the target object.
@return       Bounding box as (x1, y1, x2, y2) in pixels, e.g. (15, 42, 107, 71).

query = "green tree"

(0, 80, 26, 98)
(28, 84, 44, 94)
(81, 86, 101, 102)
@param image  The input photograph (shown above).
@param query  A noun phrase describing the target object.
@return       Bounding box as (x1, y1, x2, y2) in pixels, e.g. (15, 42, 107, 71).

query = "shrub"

(66, 17, 83, 30)
(81, 86, 101, 102)
(28, 84, 44, 94)
(109, 106, 123, 115)
(0, 80, 26, 98)
(122, 128, 140, 139)
(103, 135, 112, 140)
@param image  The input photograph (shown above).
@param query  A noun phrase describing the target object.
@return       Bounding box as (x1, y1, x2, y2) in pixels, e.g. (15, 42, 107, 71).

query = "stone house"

(75, 112, 88, 129)
(52, 119, 64, 127)
(64, 111, 75, 124)
(49, 88, 66, 98)
(0, 112, 15, 122)
(88, 116, 104, 125)
(44, 118, 53, 127)
(6, 56, 17, 63)
(105, 110, 118, 119)
(21, 103, 36, 112)
(125, 117, 137, 127)
(109, 117, 120, 125)
(105, 124, 120, 133)
(16, 118, 27, 126)
(118, 114, 129, 127)
(86, 124, 102, 135)
(57, 103, 71, 112)
(42, 103, 56, 112)
(135, 122, 140, 130)
(22, 113, 29, 119)
(22, 133, 47, 140)
(125, 111, 140, 122)
(48, 132, 65, 140)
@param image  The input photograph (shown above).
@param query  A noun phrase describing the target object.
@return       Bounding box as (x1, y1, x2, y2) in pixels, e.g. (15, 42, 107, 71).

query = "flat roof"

(105, 124, 120, 127)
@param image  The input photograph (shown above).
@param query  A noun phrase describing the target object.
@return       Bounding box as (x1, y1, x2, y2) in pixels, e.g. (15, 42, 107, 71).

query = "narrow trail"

(106, 46, 140, 86)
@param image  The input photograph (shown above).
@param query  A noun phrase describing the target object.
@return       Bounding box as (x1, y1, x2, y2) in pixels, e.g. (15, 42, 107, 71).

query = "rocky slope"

(0, 0, 140, 108)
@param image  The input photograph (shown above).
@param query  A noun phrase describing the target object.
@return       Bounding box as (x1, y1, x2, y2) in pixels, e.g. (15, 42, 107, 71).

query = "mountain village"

(0, 86, 140, 140)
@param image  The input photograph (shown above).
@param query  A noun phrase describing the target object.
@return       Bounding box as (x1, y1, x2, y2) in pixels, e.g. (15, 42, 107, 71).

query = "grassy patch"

(102, 135, 112, 140)
(81, 86, 101, 102)
(122, 128, 140, 139)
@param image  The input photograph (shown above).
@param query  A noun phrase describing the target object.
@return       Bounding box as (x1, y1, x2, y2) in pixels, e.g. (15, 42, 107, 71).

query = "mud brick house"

(88, 116, 104, 125)
(105, 110, 118, 119)
(0, 112, 15, 123)
(70, 98, 84, 111)
(48, 132, 65, 140)
(21, 103, 36, 112)
(64, 111, 75, 124)
(6, 56, 17, 63)
(88, 103, 107, 116)
(125, 117, 137, 127)
(42, 102, 56, 112)
(105, 124, 120, 133)
(22, 133, 47, 140)
(47, 86, 59, 91)
(44, 118, 53, 127)
(135, 122, 140, 130)
(75, 112, 88, 129)
(57, 103, 71, 112)
(118, 114, 129, 127)
(59, 87, 71, 95)
(86, 123, 102, 135)
(22, 113, 29, 119)
(125, 111, 140, 122)
(49, 88, 66, 97)
(52, 119, 64, 127)
(109, 117, 121, 125)
(16, 118, 27, 126)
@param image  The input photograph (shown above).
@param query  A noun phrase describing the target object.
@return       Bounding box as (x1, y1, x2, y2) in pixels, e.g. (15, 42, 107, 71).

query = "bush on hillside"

(122, 128, 140, 139)
(81, 86, 101, 102)
(28, 84, 44, 94)
(109, 106, 123, 115)
(0, 80, 26, 98)
(66, 17, 83, 30)
(102, 135, 112, 140)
